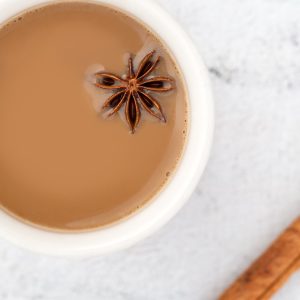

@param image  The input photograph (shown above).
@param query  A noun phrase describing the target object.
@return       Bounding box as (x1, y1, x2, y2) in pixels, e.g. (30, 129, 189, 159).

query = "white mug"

(0, 0, 214, 256)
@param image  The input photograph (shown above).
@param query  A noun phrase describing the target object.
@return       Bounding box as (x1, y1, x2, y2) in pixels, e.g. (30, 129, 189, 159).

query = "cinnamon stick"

(219, 217, 300, 300)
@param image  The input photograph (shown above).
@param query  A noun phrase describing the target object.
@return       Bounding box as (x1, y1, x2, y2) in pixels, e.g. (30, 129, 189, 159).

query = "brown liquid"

(0, 2, 187, 231)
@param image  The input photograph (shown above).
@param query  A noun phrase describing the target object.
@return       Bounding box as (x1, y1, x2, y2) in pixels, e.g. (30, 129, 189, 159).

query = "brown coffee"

(0, 2, 188, 231)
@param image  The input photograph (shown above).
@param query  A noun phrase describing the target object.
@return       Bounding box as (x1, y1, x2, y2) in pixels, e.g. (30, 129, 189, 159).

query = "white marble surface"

(1, 0, 300, 299)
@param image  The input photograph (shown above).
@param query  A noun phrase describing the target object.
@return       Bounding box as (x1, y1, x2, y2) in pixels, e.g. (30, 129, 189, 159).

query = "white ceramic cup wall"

(0, 0, 214, 256)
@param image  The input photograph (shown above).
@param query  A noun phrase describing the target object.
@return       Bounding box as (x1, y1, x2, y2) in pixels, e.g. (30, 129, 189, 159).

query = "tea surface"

(0, 2, 187, 230)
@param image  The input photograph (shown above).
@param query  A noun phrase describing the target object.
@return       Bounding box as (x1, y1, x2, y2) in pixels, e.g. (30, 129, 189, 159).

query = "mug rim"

(0, 0, 214, 256)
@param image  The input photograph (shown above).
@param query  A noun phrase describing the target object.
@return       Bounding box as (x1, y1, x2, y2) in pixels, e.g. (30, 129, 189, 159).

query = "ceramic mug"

(0, 0, 214, 256)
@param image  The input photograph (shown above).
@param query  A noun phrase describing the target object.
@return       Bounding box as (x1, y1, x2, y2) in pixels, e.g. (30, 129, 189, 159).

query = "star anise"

(94, 50, 174, 133)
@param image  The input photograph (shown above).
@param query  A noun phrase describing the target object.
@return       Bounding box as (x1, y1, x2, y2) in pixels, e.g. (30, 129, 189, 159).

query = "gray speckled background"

(1, 0, 300, 299)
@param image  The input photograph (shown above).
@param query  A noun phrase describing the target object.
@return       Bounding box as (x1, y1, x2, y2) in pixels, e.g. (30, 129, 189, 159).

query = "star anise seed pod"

(94, 50, 174, 133)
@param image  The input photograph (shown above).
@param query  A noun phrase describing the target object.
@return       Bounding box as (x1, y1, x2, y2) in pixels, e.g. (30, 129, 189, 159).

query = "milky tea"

(0, 2, 188, 231)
